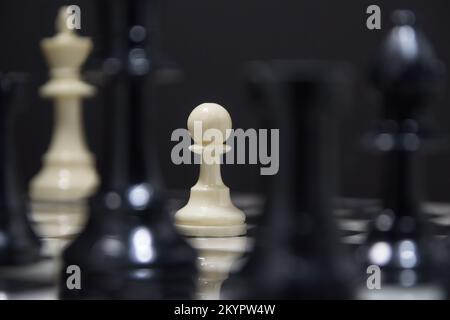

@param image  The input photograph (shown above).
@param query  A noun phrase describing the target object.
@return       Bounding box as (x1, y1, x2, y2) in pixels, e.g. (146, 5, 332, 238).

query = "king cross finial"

(56, 6, 74, 34)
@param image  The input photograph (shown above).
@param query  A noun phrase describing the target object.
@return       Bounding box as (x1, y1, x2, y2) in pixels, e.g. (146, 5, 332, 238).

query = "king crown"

(40, 6, 92, 72)
(56, 6, 75, 35)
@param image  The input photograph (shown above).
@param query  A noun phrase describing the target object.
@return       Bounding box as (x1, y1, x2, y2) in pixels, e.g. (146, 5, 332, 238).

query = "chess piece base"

(31, 200, 87, 257)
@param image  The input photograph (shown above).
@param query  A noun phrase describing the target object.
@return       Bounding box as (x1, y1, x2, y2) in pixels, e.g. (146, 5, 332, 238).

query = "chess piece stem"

(197, 154, 224, 186)
(49, 98, 88, 160)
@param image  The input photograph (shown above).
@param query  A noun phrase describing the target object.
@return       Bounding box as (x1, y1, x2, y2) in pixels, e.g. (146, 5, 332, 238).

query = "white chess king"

(175, 102, 247, 299)
(30, 7, 99, 256)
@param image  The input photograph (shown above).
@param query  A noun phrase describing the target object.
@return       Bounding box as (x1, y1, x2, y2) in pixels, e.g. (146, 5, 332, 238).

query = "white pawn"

(175, 103, 246, 237)
(175, 103, 247, 299)
(30, 7, 99, 256)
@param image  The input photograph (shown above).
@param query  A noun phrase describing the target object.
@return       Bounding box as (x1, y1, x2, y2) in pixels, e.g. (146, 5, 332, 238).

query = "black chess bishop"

(356, 10, 449, 299)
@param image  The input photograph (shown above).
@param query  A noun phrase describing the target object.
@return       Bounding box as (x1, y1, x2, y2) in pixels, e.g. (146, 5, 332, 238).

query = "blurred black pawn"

(356, 10, 448, 299)
(0, 73, 41, 265)
(0, 73, 56, 298)
(223, 61, 355, 299)
(58, 0, 197, 299)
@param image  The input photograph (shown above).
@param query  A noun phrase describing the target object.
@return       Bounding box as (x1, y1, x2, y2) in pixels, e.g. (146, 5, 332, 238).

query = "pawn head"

(188, 103, 232, 146)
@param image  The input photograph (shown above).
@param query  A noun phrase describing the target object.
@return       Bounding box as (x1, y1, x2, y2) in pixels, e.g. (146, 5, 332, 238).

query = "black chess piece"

(223, 61, 355, 299)
(357, 10, 448, 299)
(0, 73, 41, 266)
(58, 0, 197, 299)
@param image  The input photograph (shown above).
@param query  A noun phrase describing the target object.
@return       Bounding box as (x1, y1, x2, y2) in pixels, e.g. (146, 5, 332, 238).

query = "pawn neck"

(189, 146, 230, 206)
(195, 146, 225, 187)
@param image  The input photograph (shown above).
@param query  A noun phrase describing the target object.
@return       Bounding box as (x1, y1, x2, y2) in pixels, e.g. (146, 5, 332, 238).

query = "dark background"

(1, 0, 450, 201)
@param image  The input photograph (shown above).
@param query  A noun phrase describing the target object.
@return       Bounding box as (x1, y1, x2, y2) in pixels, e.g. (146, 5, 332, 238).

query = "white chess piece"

(175, 103, 247, 299)
(30, 7, 99, 256)
(175, 103, 246, 237)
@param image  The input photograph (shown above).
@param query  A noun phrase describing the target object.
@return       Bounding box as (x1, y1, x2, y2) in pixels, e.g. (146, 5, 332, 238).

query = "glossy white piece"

(175, 103, 246, 237)
(175, 103, 247, 299)
(30, 7, 99, 256)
